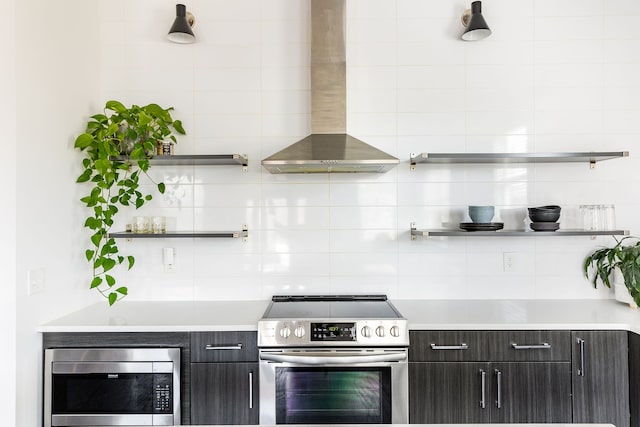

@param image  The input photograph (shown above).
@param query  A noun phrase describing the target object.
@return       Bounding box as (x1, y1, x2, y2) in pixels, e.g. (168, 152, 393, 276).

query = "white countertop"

(38, 300, 269, 332)
(38, 298, 640, 334)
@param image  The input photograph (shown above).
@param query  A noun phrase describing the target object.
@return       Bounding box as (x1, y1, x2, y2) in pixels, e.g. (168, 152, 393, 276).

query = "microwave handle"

(260, 351, 407, 365)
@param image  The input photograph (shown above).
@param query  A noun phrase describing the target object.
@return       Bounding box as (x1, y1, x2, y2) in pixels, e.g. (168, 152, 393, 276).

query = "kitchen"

(4, 0, 640, 426)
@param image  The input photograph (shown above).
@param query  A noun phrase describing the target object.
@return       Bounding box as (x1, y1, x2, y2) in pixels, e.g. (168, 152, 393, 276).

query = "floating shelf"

(148, 154, 248, 170)
(410, 225, 629, 239)
(410, 152, 628, 169)
(109, 226, 249, 241)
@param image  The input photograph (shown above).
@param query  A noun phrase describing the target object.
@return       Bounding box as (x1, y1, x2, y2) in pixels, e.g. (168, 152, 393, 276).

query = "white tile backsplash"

(95, 0, 640, 303)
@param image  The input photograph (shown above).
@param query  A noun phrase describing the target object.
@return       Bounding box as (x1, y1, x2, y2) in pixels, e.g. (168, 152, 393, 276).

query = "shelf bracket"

(241, 154, 248, 172)
(410, 222, 418, 240)
(410, 153, 416, 171)
(242, 224, 248, 242)
(589, 159, 596, 169)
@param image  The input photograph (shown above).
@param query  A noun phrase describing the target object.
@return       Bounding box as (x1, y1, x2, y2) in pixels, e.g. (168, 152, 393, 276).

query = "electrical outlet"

(503, 252, 515, 273)
(27, 268, 46, 295)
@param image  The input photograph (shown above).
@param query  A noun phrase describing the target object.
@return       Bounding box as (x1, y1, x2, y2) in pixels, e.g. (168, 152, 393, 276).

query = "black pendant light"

(167, 4, 195, 44)
(462, 1, 491, 41)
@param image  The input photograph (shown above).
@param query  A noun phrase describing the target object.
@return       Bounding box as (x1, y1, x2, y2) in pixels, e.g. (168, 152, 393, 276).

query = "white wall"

(1, 0, 17, 424)
(92, 0, 640, 303)
(14, 1, 100, 426)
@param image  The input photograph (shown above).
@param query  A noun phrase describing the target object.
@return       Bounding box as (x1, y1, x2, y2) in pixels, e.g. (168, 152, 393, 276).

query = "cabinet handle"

(495, 369, 502, 409)
(430, 343, 468, 350)
(479, 369, 486, 409)
(577, 338, 585, 377)
(248, 371, 254, 409)
(205, 344, 243, 351)
(511, 342, 551, 350)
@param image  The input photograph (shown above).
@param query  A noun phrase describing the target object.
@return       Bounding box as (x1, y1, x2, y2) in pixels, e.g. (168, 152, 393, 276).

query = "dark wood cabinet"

(571, 330, 630, 427)
(409, 361, 571, 424)
(492, 362, 571, 423)
(410, 362, 487, 423)
(409, 330, 572, 424)
(191, 362, 259, 425)
(190, 331, 259, 425)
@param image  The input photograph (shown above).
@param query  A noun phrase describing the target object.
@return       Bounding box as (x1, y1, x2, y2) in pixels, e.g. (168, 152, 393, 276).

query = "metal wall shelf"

(148, 154, 248, 170)
(410, 225, 629, 239)
(410, 152, 628, 169)
(109, 226, 249, 242)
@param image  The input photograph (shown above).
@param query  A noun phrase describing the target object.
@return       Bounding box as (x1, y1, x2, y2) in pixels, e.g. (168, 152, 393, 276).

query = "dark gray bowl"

(528, 205, 561, 213)
(528, 210, 560, 222)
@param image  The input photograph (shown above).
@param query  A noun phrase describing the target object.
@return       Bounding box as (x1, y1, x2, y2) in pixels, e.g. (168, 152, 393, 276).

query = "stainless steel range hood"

(261, 0, 399, 174)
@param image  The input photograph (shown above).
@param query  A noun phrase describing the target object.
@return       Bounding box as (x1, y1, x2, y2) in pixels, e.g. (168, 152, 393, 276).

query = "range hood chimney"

(261, 0, 399, 174)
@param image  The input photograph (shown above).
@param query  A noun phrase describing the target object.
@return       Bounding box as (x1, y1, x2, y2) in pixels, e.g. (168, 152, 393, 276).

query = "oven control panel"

(311, 322, 356, 341)
(258, 319, 409, 347)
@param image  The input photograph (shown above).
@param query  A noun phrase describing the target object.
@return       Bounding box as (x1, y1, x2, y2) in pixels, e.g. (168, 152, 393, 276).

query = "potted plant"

(583, 236, 640, 308)
(74, 100, 186, 305)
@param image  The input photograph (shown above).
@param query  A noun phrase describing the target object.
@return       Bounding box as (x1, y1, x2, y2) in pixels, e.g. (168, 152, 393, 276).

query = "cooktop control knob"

(280, 326, 291, 339)
(390, 325, 400, 337)
(376, 326, 385, 337)
(294, 325, 306, 338)
(361, 326, 372, 338)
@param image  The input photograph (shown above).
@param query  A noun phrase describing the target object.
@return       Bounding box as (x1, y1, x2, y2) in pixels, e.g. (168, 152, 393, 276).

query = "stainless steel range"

(258, 295, 409, 425)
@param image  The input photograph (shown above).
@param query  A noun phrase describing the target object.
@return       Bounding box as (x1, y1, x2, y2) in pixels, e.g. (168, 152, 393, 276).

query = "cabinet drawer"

(191, 331, 258, 362)
(409, 331, 489, 361)
(486, 330, 570, 361)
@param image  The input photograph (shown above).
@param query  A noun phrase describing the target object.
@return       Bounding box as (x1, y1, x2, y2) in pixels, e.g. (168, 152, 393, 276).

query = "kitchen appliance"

(258, 295, 409, 424)
(44, 348, 180, 427)
(260, 0, 399, 174)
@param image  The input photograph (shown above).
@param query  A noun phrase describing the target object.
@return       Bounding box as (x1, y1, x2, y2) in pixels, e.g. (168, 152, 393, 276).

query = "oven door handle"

(259, 351, 407, 365)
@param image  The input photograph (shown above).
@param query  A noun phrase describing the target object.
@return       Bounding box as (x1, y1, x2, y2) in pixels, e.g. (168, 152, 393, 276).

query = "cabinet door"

(191, 362, 259, 425)
(409, 362, 489, 423)
(491, 362, 572, 423)
(572, 330, 630, 427)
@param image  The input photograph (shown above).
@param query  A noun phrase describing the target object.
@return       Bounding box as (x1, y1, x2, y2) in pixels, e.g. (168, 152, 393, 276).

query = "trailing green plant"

(583, 236, 640, 306)
(74, 100, 185, 305)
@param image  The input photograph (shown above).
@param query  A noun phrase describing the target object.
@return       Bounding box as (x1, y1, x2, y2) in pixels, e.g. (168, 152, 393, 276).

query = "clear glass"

(133, 216, 150, 233)
(580, 205, 598, 230)
(601, 204, 616, 230)
(152, 216, 166, 234)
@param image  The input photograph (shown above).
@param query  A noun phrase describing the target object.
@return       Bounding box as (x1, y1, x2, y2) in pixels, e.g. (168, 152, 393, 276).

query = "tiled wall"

(96, 0, 640, 301)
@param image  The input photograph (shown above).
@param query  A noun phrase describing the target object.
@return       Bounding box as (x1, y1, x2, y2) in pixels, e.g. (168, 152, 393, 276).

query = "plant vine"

(74, 100, 185, 305)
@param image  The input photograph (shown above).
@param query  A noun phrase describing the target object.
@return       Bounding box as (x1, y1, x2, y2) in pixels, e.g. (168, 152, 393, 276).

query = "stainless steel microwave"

(44, 348, 181, 426)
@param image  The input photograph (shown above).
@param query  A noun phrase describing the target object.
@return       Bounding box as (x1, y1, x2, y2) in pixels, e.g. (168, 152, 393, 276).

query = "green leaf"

(85, 249, 95, 261)
(116, 286, 128, 296)
(102, 258, 116, 272)
(127, 256, 135, 270)
(157, 182, 165, 194)
(91, 232, 103, 247)
(139, 111, 153, 127)
(108, 292, 118, 306)
(76, 169, 92, 183)
(106, 100, 126, 113)
(90, 276, 102, 289)
(105, 274, 116, 287)
(172, 120, 186, 135)
(74, 133, 94, 149)
(135, 198, 144, 209)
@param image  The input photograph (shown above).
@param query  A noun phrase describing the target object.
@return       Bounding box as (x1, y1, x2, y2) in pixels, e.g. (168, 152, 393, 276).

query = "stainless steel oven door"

(259, 348, 408, 425)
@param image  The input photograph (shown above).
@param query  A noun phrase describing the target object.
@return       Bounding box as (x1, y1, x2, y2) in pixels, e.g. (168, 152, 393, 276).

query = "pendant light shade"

(461, 1, 491, 41)
(167, 4, 195, 44)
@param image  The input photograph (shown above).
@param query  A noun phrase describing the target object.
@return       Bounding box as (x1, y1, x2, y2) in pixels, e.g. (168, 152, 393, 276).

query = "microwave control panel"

(153, 374, 173, 414)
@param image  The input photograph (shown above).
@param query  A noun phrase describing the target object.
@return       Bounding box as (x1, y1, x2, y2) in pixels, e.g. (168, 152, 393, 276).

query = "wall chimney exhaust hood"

(261, 0, 399, 174)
